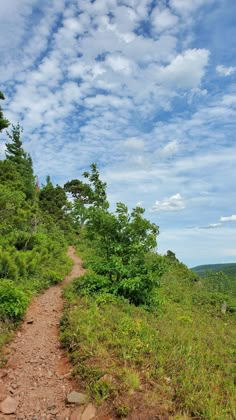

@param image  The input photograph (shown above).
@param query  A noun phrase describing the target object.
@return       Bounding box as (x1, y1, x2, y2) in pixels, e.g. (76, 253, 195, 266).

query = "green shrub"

(43, 270, 63, 285)
(73, 272, 111, 295)
(114, 273, 155, 305)
(0, 252, 19, 280)
(0, 280, 29, 321)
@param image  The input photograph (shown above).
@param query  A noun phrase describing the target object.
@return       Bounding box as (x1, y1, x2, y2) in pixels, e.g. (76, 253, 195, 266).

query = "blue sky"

(0, 0, 236, 267)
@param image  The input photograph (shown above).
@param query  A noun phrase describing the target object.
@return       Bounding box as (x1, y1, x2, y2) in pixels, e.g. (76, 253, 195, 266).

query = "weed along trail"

(0, 246, 89, 420)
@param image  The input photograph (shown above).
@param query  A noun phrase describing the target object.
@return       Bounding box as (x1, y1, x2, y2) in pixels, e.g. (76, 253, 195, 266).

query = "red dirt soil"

(0, 246, 85, 419)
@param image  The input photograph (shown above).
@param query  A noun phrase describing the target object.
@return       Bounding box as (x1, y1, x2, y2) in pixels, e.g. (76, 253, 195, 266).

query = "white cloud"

(220, 215, 236, 222)
(150, 193, 185, 212)
(159, 49, 210, 89)
(222, 94, 236, 107)
(200, 223, 222, 229)
(216, 65, 236, 76)
(159, 140, 179, 157)
(106, 54, 134, 75)
(123, 138, 145, 150)
(84, 94, 132, 109)
(170, 0, 213, 14)
(151, 7, 179, 33)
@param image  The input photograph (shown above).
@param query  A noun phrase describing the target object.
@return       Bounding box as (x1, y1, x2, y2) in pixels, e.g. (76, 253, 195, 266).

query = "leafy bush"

(42, 270, 63, 285)
(114, 273, 155, 305)
(0, 251, 19, 280)
(0, 280, 29, 321)
(73, 272, 111, 295)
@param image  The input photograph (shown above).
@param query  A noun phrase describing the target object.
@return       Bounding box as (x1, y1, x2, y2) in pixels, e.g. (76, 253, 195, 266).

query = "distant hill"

(191, 262, 236, 278)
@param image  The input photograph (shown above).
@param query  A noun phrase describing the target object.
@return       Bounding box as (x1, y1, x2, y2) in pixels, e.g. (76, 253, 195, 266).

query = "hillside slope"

(61, 242, 236, 419)
(191, 262, 236, 277)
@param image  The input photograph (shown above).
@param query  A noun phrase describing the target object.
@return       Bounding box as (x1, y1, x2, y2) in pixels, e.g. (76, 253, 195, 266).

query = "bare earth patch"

(0, 246, 86, 420)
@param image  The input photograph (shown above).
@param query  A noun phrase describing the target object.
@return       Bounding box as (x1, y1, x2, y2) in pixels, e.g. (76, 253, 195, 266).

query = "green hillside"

(192, 262, 236, 278)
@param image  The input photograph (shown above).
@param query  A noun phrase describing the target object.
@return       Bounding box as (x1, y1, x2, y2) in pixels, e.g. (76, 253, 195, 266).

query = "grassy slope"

(61, 248, 236, 419)
(191, 262, 236, 278)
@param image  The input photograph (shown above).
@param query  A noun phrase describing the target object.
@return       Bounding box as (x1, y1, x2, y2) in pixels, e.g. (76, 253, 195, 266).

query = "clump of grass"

(115, 403, 131, 418)
(121, 369, 140, 394)
(0, 321, 13, 366)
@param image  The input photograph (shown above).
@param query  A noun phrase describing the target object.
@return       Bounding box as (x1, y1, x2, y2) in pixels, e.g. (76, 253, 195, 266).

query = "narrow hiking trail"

(0, 246, 87, 420)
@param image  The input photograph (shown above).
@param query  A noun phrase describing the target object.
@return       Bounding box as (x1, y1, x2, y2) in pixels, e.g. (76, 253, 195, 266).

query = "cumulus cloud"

(150, 193, 185, 212)
(216, 65, 236, 76)
(159, 49, 210, 89)
(151, 7, 179, 33)
(106, 54, 134, 75)
(170, 0, 213, 14)
(220, 215, 236, 222)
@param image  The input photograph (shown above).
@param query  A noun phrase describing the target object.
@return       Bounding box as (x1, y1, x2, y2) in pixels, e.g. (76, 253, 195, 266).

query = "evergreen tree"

(5, 124, 35, 199)
(0, 91, 9, 133)
(39, 176, 71, 226)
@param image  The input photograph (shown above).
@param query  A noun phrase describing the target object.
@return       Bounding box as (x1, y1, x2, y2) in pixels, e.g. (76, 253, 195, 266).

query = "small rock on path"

(0, 396, 18, 414)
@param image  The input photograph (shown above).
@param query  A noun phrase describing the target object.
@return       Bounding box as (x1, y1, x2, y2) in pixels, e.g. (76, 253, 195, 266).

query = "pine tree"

(0, 91, 10, 133)
(5, 124, 35, 199)
(39, 176, 71, 223)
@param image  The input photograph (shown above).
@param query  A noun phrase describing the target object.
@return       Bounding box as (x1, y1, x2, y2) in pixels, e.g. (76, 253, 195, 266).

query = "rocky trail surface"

(0, 246, 98, 420)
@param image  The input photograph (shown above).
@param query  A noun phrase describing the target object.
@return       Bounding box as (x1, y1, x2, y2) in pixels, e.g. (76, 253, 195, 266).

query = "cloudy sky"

(0, 0, 236, 267)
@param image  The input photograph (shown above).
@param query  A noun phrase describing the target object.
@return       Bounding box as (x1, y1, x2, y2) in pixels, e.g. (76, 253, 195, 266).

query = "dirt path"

(0, 246, 85, 420)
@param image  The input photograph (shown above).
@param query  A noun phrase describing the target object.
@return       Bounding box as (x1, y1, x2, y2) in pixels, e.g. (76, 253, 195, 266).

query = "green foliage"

(62, 265, 236, 419)
(0, 252, 19, 280)
(90, 379, 113, 403)
(0, 91, 9, 132)
(64, 178, 92, 202)
(73, 272, 111, 295)
(83, 162, 109, 209)
(0, 184, 26, 233)
(67, 164, 160, 305)
(0, 93, 75, 359)
(203, 270, 236, 296)
(192, 262, 236, 278)
(80, 202, 159, 304)
(0, 280, 29, 321)
(65, 163, 109, 227)
(5, 124, 35, 199)
(39, 177, 70, 221)
(0, 160, 25, 191)
(39, 177, 74, 238)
